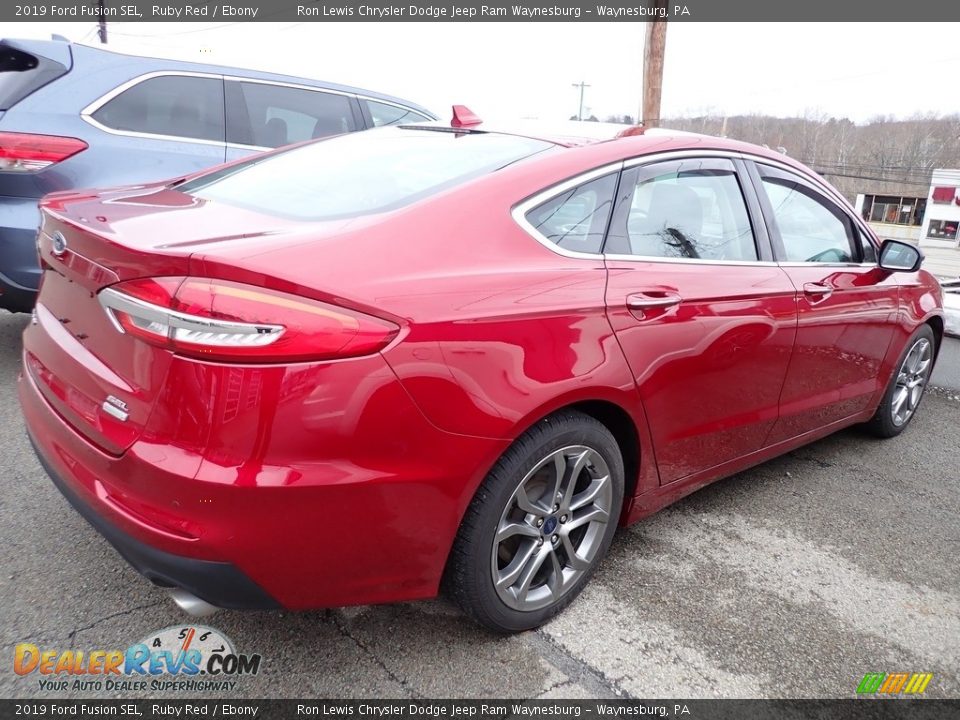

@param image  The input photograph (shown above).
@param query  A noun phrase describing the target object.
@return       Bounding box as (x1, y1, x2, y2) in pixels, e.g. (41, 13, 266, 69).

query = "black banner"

(4, 700, 960, 720)
(4, 0, 960, 23)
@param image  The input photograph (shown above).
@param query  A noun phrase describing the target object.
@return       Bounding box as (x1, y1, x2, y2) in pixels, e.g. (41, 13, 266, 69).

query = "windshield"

(178, 128, 554, 221)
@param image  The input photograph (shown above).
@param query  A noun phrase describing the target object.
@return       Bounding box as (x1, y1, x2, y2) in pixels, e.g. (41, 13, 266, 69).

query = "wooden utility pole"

(97, 0, 108, 44)
(641, 1, 669, 127)
(572, 81, 591, 121)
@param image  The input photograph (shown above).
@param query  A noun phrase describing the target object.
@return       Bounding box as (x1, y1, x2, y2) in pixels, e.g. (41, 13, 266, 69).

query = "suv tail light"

(99, 277, 400, 363)
(0, 132, 88, 172)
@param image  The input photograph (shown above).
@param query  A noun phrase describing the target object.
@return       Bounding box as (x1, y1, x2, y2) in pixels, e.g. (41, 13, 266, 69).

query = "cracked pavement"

(2, 311, 958, 699)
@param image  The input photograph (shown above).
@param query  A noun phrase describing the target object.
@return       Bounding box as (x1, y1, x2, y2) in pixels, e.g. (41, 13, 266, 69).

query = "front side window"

(524, 173, 617, 254)
(226, 81, 358, 148)
(759, 169, 856, 263)
(178, 127, 552, 221)
(606, 159, 758, 262)
(858, 226, 878, 264)
(92, 75, 225, 142)
(364, 99, 430, 127)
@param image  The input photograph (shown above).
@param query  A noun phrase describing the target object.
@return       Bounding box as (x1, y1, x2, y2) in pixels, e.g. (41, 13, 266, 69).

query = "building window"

(927, 219, 959, 240)
(931, 186, 956, 204)
(862, 195, 925, 226)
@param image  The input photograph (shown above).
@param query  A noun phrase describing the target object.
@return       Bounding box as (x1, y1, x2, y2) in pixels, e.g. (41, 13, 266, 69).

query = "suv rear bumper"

(0, 195, 42, 312)
(26, 429, 281, 610)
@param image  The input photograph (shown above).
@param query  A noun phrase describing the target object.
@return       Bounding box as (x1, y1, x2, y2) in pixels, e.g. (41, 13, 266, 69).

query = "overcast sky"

(9, 21, 960, 123)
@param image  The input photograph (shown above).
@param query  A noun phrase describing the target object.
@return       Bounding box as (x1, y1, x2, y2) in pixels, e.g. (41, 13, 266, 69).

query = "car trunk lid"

(26, 184, 312, 455)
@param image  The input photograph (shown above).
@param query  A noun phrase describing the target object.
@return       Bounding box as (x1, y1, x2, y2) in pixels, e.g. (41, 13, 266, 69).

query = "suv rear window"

(91, 75, 225, 142)
(178, 128, 553, 220)
(0, 44, 69, 110)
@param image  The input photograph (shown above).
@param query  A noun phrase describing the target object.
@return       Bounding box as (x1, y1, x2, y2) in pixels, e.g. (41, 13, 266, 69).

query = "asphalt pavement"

(1, 310, 958, 699)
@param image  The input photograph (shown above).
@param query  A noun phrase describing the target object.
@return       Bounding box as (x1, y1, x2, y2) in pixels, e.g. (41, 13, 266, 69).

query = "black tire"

(865, 324, 936, 438)
(444, 410, 624, 633)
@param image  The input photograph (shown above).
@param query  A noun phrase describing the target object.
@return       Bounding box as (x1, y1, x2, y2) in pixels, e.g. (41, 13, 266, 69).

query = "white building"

(855, 170, 960, 280)
(855, 192, 926, 243)
(919, 169, 960, 250)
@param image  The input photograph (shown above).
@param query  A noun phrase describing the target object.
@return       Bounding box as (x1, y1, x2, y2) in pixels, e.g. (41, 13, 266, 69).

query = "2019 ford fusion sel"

(19, 115, 944, 633)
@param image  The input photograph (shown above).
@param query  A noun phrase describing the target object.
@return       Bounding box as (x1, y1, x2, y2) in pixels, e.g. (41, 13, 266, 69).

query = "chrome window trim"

(81, 70, 432, 147)
(99, 287, 285, 344)
(603, 254, 780, 268)
(356, 94, 436, 122)
(511, 161, 624, 260)
(514, 148, 885, 269)
(513, 150, 776, 266)
(752, 159, 878, 265)
(80, 70, 228, 147)
(227, 142, 271, 152)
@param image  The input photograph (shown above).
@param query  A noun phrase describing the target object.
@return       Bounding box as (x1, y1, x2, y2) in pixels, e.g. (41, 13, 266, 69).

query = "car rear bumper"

(19, 346, 509, 610)
(26, 428, 280, 610)
(0, 195, 42, 312)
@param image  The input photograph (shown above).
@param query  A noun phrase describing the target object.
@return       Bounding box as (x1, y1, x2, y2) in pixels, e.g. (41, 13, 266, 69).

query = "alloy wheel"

(891, 337, 932, 427)
(491, 445, 613, 612)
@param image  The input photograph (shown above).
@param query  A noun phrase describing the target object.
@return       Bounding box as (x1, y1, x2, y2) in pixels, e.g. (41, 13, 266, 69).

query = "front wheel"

(865, 325, 936, 438)
(444, 411, 624, 633)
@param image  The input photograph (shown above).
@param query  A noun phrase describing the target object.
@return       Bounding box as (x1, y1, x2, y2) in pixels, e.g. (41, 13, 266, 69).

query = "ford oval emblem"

(51, 232, 68, 256)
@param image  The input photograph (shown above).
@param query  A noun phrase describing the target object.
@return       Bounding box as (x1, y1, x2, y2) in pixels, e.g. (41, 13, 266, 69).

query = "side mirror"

(879, 239, 923, 273)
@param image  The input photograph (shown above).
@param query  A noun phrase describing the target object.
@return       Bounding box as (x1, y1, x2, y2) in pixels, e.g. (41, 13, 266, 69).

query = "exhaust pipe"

(169, 589, 220, 618)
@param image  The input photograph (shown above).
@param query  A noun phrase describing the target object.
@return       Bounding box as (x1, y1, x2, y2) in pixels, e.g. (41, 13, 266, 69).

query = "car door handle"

(626, 292, 682, 310)
(803, 282, 833, 297)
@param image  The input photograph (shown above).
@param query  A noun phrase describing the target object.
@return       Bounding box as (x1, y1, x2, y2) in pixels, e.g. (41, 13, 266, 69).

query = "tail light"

(98, 277, 400, 363)
(0, 132, 88, 172)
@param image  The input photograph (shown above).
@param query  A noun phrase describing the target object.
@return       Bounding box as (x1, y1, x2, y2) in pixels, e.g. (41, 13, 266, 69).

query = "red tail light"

(99, 277, 400, 363)
(0, 132, 88, 172)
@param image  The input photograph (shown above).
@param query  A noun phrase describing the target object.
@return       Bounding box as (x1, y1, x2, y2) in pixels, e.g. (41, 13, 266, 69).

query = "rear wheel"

(445, 411, 624, 633)
(866, 325, 936, 438)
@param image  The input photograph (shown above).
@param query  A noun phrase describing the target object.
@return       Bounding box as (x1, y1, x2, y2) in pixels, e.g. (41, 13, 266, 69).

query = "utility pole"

(96, 0, 108, 44)
(571, 81, 591, 122)
(641, 0, 669, 127)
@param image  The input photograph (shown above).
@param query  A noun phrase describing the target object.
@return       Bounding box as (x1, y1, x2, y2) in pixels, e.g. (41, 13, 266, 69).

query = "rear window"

(0, 44, 69, 110)
(178, 128, 553, 220)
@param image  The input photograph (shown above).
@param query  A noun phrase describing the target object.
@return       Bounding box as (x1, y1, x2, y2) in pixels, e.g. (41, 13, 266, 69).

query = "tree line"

(601, 113, 960, 201)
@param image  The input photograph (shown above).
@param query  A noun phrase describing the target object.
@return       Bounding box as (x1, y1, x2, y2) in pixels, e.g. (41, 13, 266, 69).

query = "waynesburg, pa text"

(295, 4, 685, 19)
(295, 705, 691, 717)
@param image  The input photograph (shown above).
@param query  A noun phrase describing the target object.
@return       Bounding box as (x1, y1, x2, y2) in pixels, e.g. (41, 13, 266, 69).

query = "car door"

(747, 161, 899, 443)
(224, 79, 364, 161)
(604, 156, 797, 485)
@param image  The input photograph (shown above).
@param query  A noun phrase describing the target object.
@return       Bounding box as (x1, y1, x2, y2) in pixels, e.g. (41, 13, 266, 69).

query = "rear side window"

(524, 174, 617, 254)
(226, 81, 358, 148)
(606, 158, 758, 262)
(0, 44, 69, 110)
(91, 75, 225, 142)
(178, 128, 552, 221)
(364, 99, 430, 127)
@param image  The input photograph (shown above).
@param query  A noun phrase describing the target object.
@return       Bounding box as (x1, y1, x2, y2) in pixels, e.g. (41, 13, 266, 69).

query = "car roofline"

(62, 40, 437, 119)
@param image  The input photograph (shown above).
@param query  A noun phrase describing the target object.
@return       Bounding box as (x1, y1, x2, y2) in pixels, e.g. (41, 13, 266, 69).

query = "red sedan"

(19, 114, 944, 633)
